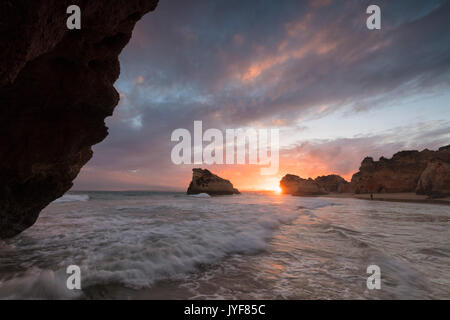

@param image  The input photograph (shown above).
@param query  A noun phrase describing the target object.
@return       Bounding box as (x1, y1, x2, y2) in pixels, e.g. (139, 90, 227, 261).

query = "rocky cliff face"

(315, 174, 350, 193)
(416, 159, 450, 198)
(280, 174, 328, 196)
(0, 0, 158, 238)
(351, 146, 450, 194)
(281, 145, 450, 198)
(187, 169, 240, 196)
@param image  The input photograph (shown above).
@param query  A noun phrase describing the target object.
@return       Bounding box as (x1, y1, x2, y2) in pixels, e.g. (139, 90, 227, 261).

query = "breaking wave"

(189, 193, 211, 198)
(53, 194, 90, 203)
(0, 192, 299, 298)
(1, 193, 448, 299)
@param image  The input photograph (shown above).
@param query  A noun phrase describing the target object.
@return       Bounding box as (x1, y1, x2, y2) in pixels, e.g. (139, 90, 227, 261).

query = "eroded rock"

(416, 160, 450, 198)
(0, 0, 158, 238)
(187, 169, 240, 196)
(280, 174, 327, 196)
(351, 146, 450, 194)
(315, 174, 350, 193)
(280, 145, 450, 197)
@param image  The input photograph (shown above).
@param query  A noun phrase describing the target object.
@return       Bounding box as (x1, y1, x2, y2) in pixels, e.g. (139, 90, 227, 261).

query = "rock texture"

(315, 174, 350, 193)
(281, 145, 450, 198)
(187, 169, 240, 196)
(416, 160, 450, 198)
(351, 146, 450, 195)
(280, 174, 327, 196)
(0, 0, 158, 238)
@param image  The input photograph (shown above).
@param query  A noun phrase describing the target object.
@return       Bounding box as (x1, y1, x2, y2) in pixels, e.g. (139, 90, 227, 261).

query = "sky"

(73, 0, 450, 191)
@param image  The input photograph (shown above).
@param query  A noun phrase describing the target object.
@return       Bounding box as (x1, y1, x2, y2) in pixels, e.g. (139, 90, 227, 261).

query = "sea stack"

(280, 174, 328, 196)
(187, 169, 240, 196)
(280, 174, 352, 196)
(315, 174, 352, 193)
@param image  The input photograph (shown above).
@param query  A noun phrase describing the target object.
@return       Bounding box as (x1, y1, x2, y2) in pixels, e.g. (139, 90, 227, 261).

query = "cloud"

(279, 120, 450, 181)
(72, 0, 450, 190)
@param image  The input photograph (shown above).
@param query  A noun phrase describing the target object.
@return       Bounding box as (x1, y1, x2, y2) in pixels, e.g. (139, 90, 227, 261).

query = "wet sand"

(323, 193, 450, 206)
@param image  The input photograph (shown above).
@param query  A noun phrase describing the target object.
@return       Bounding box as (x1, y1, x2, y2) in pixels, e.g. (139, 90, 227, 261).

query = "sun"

(274, 185, 282, 194)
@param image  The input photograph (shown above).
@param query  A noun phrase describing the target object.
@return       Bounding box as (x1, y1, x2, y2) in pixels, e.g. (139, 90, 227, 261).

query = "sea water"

(0, 191, 448, 299)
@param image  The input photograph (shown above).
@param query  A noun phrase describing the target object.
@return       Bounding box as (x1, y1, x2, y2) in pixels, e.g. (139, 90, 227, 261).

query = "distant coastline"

(280, 145, 450, 201)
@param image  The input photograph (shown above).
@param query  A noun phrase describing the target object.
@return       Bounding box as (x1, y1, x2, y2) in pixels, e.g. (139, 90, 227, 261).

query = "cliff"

(0, 0, 158, 238)
(187, 169, 240, 196)
(351, 146, 450, 195)
(315, 174, 351, 193)
(416, 159, 450, 198)
(281, 145, 450, 198)
(280, 174, 335, 196)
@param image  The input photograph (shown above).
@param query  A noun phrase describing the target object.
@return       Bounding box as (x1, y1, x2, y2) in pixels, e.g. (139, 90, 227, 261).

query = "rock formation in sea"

(187, 169, 240, 196)
(280, 174, 328, 196)
(351, 145, 450, 195)
(0, 0, 159, 239)
(315, 174, 351, 193)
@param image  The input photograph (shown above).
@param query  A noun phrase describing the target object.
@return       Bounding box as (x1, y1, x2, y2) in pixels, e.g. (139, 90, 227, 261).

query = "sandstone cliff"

(187, 169, 240, 196)
(280, 174, 328, 196)
(315, 174, 351, 193)
(416, 159, 450, 198)
(0, 1, 158, 238)
(281, 145, 450, 198)
(351, 146, 450, 195)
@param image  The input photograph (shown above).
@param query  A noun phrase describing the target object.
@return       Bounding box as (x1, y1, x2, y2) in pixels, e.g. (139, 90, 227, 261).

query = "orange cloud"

(136, 76, 144, 84)
(239, 20, 340, 83)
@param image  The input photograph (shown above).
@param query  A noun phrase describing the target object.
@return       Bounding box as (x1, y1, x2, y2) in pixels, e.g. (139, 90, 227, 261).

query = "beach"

(0, 191, 449, 299)
(323, 193, 450, 206)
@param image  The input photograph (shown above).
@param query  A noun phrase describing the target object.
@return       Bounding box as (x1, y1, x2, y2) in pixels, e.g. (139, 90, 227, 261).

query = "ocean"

(0, 191, 449, 299)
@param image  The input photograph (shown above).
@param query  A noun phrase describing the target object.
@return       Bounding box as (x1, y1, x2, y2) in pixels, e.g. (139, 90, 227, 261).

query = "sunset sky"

(73, 0, 450, 191)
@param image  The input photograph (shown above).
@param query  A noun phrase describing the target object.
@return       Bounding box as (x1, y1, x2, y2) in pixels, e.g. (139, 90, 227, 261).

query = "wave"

(294, 198, 339, 220)
(53, 194, 89, 203)
(0, 194, 299, 298)
(0, 269, 81, 300)
(188, 193, 211, 198)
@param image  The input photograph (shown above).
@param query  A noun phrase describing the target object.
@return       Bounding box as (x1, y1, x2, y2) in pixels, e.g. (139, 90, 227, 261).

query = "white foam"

(2, 193, 448, 299)
(0, 193, 299, 297)
(0, 268, 81, 300)
(189, 193, 211, 198)
(53, 194, 89, 203)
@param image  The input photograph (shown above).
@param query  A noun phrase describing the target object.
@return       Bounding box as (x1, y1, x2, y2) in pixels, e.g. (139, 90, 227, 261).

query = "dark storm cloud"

(117, 0, 450, 123)
(74, 0, 450, 189)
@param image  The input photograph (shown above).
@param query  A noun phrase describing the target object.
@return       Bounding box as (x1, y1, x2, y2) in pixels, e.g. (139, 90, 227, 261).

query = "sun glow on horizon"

(274, 185, 282, 194)
(249, 176, 284, 194)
